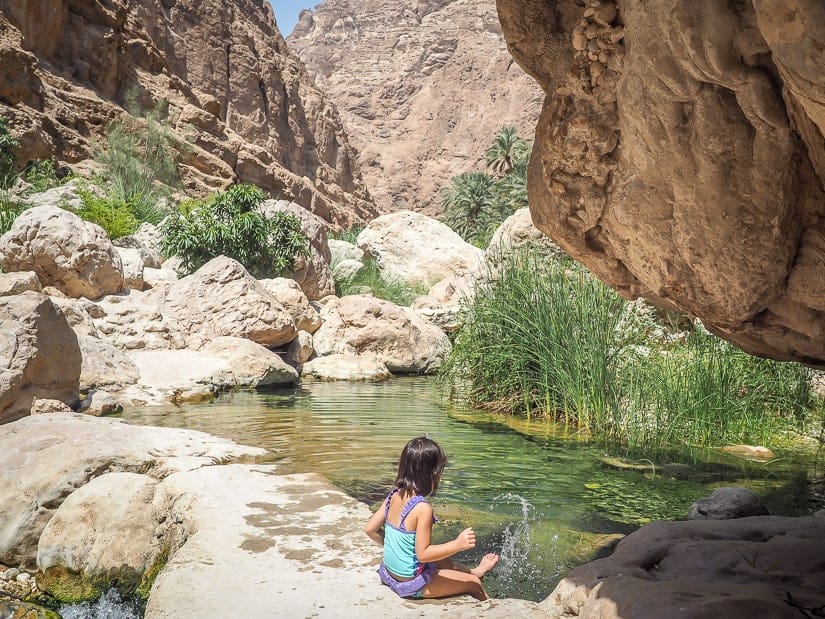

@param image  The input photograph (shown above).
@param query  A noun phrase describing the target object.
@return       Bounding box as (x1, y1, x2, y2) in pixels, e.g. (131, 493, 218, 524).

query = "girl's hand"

(455, 527, 477, 551)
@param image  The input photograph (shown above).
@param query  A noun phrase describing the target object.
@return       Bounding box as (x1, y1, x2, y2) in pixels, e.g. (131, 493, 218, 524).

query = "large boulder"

(544, 513, 825, 618)
(0, 292, 81, 424)
(0, 205, 123, 299)
(114, 247, 145, 291)
(687, 487, 770, 520)
(201, 337, 299, 387)
(357, 211, 485, 287)
(497, 0, 825, 366)
(328, 239, 365, 264)
(37, 472, 163, 601)
(112, 223, 163, 269)
(91, 288, 184, 350)
(162, 256, 296, 349)
(260, 200, 335, 300)
(77, 335, 140, 392)
(301, 353, 391, 381)
(312, 295, 451, 373)
(0, 271, 41, 296)
(485, 208, 563, 266)
(259, 277, 322, 334)
(0, 413, 265, 568)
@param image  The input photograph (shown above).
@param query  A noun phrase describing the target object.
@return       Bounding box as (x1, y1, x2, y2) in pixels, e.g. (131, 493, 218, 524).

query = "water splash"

(59, 589, 142, 619)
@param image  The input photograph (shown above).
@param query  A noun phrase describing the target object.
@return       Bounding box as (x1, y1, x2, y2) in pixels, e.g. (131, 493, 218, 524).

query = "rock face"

(289, 0, 542, 214)
(0, 292, 81, 424)
(162, 256, 296, 349)
(0, 0, 379, 227)
(0, 206, 123, 299)
(497, 0, 825, 366)
(544, 512, 825, 618)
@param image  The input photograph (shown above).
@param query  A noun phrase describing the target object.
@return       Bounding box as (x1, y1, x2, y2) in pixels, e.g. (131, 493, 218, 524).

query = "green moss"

(136, 545, 170, 600)
(38, 567, 102, 604)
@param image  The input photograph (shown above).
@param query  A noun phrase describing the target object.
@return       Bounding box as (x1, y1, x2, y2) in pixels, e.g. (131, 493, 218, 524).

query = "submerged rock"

(688, 487, 770, 520)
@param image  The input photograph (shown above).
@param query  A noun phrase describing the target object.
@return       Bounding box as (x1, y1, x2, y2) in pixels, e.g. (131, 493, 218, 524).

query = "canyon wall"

(0, 0, 379, 227)
(289, 0, 543, 214)
(498, 0, 825, 366)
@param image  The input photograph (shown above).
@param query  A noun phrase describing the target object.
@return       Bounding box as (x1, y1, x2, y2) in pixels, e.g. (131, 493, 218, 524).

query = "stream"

(115, 377, 820, 602)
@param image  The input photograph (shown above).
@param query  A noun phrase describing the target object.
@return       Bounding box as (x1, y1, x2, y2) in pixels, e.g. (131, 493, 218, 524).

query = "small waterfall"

(59, 589, 142, 619)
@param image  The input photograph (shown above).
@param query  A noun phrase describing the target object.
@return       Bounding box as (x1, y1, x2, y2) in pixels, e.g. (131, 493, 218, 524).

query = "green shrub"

(23, 159, 64, 194)
(0, 116, 19, 190)
(160, 184, 309, 277)
(75, 189, 139, 239)
(440, 249, 819, 453)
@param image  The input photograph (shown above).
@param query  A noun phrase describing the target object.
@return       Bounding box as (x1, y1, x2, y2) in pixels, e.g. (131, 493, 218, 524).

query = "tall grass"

(440, 249, 819, 453)
(334, 259, 427, 307)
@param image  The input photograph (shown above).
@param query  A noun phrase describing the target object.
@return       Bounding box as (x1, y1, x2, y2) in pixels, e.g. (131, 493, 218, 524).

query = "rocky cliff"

(0, 0, 379, 227)
(498, 0, 825, 366)
(288, 0, 543, 214)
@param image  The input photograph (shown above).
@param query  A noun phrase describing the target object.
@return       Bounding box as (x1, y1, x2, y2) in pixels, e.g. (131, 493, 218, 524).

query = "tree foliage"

(160, 184, 310, 278)
(485, 126, 530, 176)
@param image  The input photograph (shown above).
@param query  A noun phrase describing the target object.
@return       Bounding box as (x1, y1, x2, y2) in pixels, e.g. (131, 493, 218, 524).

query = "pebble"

(572, 29, 587, 51)
(17, 572, 31, 582)
(587, 39, 600, 53)
(591, 61, 605, 77)
(586, 23, 600, 39)
(610, 26, 626, 43)
(3, 568, 20, 580)
(593, 2, 617, 26)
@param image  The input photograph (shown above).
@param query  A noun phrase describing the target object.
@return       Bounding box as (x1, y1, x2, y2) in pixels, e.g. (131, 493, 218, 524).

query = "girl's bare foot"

(470, 553, 499, 578)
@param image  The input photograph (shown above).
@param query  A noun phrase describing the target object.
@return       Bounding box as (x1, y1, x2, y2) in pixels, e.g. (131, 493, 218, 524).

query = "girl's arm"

(364, 504, 386, 546)
(413, 503, 476, 563)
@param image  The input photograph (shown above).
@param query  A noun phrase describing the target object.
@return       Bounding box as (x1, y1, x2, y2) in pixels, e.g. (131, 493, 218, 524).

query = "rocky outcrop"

(0, 292, 81, 424)
(0, 412, 264, 569)
(497, 0, 825, 366)
(313, 295, 451, 373)
(544, 512, 825, 618)
(357, 211, 486, 286)
(289, 0, 542, 214)
(0, 206, 123, 299)
(162, 256, 296, 349)
(0, 0, 379, 227)
(259, 277, 322, 334)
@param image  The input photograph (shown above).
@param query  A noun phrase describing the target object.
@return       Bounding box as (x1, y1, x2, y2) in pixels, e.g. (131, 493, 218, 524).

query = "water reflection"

(118, 377, 818, 601)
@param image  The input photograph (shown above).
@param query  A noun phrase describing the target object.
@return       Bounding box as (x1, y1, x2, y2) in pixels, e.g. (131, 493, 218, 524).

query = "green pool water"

(118, 377, 820, 601)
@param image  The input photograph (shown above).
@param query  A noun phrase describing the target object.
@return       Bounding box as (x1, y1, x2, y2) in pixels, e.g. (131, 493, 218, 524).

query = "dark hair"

(395, 436, 448, 497)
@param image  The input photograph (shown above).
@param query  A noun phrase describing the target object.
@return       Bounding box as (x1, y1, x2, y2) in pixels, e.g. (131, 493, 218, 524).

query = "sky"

(270, 1, 315, 37)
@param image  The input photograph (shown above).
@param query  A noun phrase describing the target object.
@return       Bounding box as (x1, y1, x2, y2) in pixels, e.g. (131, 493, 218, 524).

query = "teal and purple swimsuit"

(378, 488, 438, 599)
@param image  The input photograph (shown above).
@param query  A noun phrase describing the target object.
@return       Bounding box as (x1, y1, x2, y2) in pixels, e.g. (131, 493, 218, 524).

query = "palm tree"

(441, 171, 496, 243)
(485, 126, 530, 176)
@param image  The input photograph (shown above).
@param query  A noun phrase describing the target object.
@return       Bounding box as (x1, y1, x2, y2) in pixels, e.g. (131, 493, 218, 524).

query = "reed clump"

(439, 249, 819, 453)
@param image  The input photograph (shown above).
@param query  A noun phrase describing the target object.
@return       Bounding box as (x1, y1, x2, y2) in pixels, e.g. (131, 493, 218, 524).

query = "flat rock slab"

(146, 466, 543, 618)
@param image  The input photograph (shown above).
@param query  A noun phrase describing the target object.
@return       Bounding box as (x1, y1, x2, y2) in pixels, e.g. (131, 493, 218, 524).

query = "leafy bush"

(440, 249, 819, 454)
(75, 189, 139, 239)
(23, 159, 64, 194)
(0, 117, 19, 190)
(160, 184, 309, 277)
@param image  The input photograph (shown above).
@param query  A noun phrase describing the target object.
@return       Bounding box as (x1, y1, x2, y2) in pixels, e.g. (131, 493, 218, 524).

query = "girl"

(364, 436, 499, 601)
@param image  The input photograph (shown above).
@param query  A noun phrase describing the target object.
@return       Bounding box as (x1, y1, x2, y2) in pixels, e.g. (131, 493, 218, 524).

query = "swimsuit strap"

(399, 495, 427, 532)
(384, 488, 400, 519)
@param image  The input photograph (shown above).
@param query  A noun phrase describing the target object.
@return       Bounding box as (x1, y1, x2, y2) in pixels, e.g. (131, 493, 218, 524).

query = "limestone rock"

(328, 239, 365, 264)
(201, 337, 299, 387)
(286, 330, 314, 366)
(289, 0, 542, 214)
(258, 277, 322, 334)
(162, 257, 296, 349)
(77, 335, 140, 392)
(113, 223, 162, 268)
(21, 178, 84, 210)
(30, 398, 73, 415)
(543, 514, 825, 618)
(0, 206, 123, 299)
(332, 258, 364, 282)
(78, 390, 123, 416)
(687, 487, 770, 520)
(0, 271, 41, 296)
(301, 353, 391, 381)
(497, 0, 825, 365)
(312, 295, 451, 373)
(142, 267, 178, 290)
(0, 412, 265, 568)
(0, 1, 378, 228)
(0, 292, 81, 424)
(37, 472, 162, 598)
(114, 247, 145, 291)
(49, 297, 101, 338)
(357, 211, 485, 286)
(260, 200, 335, 300)
(485, 208, 563, 266)
(92, 288, 183, 350)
